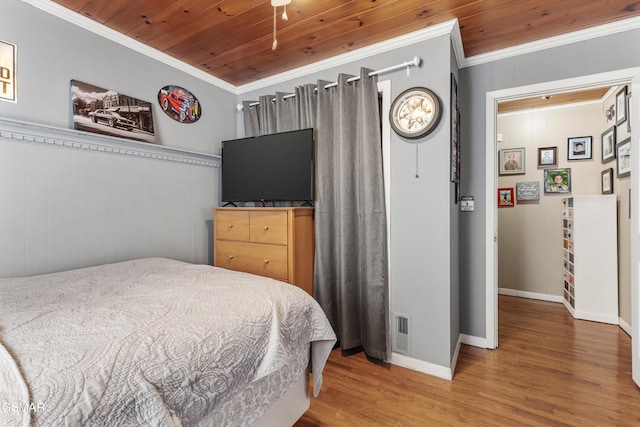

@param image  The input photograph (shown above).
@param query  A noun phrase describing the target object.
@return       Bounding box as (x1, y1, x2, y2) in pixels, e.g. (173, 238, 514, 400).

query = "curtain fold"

(241, 69, 389, 361)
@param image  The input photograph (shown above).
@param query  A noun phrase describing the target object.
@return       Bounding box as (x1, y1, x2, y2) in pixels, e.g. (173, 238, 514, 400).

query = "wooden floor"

(295, 296, 639, 426)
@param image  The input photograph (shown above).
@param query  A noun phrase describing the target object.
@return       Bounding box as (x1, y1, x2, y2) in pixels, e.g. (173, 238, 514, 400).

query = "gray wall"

(1, 0, 237, 155)
(459, 28, 640, 337)
(238, 36, 458, 368)
(0, 0, 236, 276)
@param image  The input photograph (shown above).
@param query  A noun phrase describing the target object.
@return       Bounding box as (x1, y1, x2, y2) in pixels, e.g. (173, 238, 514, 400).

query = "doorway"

(485, 68, 640, 387)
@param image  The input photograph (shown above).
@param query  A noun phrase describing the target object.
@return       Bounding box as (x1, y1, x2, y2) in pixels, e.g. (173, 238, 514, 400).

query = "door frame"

(485, 68, 640, 386)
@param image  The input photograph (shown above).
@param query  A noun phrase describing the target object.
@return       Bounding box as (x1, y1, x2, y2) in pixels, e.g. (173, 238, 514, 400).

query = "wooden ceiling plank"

(191, 0, 461, 78)
(164, 0, 377, 60)
(460, 0, 640, 56)
(214, 3, 469, 84)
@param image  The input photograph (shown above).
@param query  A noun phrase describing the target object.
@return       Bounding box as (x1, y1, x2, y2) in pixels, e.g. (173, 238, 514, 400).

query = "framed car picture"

(71, 80, 156, 144)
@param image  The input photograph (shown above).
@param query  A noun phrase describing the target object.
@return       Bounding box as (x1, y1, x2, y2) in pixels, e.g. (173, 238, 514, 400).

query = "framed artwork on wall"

(499, 147, 525, 175)
(450, 73, 460, 184)
(616, 137, 631, 178)
(516, 182, 540, 201)
(601, 126, 616, 163)
(567, 136, 592, 160)
(538, 146, 557, 166)
(0, 39, 17, 103)
(71, 80, 156, 144)
(601, 168, 614, 194)
(616, 86, 627, 125)
(544, 168, 571, 194)
(497, 187, 514, 207)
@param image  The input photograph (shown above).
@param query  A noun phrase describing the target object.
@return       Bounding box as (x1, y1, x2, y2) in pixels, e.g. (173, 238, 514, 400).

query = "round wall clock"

(389, 87, 442, 139)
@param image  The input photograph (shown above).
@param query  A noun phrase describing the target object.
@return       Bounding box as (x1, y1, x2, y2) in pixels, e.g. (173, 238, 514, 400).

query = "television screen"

(221, 128, 314, 203)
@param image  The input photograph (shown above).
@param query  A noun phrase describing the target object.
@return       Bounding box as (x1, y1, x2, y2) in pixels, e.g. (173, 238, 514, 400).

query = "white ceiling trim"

(20, 0, 640, 91)
(20, 0, 238, 93)
(461, 15, 640, 68)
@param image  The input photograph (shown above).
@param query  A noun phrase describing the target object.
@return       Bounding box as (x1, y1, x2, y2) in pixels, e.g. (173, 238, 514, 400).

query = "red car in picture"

(159, 88, 195, 122)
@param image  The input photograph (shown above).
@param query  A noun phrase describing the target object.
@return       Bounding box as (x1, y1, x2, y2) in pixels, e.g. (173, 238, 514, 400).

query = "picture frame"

(601, 168, 614, 194)
(497, 187, 515, 207)
(538, 146, 557, 166)
(0, 39, 17, 103)
(516, 181, 540, 201)
(567, 136, 592, 160)
(71, 80, 156, 144)
(628, 94, 633, 133)
(616, 137, 631, 178)
(543, 168, 571, 194)
(499, 147, 525, 175)
(601, 126, 616, 163)
(616, 86, 627, 125)
(450, 73, 460, 183)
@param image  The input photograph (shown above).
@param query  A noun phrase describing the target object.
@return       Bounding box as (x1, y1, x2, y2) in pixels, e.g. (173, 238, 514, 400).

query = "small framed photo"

(516, 181, 540, 201)
(498, 187, 515, 207)
(538, 146, 557, 166)
(544, 168, 571, 194)
(601, 126, 616, 163)
(628, 94, 632, 133)
(616, 137, 631, 178)
(499, 148, 525, 175)
(567, 136, 592, 160)
(616, 86, 628, 125)
(601, 168, 614, 194)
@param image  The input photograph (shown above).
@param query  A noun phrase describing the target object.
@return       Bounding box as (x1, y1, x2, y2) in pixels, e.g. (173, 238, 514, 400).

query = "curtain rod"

(236, 56, 422, 111)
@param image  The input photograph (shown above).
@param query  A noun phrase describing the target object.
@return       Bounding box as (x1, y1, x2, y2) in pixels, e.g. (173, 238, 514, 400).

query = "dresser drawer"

(215, 240, 288, 281)
(215, 210, 249, 241)
(250, 211, 288, 245)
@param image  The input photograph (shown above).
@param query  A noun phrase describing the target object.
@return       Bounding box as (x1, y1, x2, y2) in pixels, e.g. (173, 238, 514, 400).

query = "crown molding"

(20, 0, 640, 91)
(20, 0, 238, 94)
(235, 19, 458, 94)
(461, 15, 640, 68)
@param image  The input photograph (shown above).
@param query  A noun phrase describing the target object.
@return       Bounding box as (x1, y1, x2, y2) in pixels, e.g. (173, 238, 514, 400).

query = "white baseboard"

(460, 333, 487, 348)
(498, 287, 563, 303)
(619, 318, 632, 336)
(390, 352, 453, 381)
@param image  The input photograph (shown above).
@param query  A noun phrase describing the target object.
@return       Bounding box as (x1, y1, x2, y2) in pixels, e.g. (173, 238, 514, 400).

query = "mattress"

(0, 258, 336, 426)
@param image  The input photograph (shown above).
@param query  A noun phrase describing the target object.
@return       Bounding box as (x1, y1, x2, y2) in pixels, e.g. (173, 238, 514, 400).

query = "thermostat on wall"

(460, 196, 474, 212)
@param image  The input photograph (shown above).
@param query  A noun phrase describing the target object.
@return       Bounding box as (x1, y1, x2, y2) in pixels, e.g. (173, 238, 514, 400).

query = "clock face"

(389, 87, 441, 139)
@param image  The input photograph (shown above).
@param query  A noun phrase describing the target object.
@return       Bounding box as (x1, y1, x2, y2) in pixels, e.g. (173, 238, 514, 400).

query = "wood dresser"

(213, 207, 315, 295)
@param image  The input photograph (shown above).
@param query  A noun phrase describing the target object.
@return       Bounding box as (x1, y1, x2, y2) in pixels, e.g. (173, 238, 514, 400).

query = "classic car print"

(88, 108, 137, 131)
(158, 85, 201, 123)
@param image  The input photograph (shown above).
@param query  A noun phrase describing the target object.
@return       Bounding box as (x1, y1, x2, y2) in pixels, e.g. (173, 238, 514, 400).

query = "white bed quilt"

(0, 258, 336, 426)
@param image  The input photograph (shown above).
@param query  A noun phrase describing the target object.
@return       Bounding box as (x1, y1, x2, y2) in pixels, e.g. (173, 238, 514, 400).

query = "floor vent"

(393, 313, 411, 355)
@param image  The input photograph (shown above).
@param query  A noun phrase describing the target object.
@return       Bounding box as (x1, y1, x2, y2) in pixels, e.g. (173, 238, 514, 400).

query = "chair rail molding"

(0, 118, 220, 168)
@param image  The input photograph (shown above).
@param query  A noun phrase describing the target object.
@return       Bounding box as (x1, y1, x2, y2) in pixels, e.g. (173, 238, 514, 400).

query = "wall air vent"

(393, 313, 411, 355)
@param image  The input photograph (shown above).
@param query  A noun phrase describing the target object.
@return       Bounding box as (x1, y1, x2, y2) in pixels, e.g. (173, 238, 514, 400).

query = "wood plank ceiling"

(49, 0, 640, 87)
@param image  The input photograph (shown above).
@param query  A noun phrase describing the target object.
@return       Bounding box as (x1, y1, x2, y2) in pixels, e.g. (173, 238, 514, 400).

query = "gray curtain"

(242, 69, 389, 361)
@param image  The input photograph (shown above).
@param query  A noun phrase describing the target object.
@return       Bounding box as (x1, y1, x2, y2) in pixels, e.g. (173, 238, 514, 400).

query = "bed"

(0, 258, 336, 427)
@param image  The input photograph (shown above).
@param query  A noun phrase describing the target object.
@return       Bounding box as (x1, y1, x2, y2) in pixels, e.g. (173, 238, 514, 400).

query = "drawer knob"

(228, 255, 234, 260)
(228, 223, 233, 229)
(264, 259, 270, 264)
(264, 225, 269, 230)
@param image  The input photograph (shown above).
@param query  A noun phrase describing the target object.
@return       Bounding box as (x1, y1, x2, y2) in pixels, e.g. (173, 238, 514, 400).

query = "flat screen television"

(221, 128, 315, 203)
